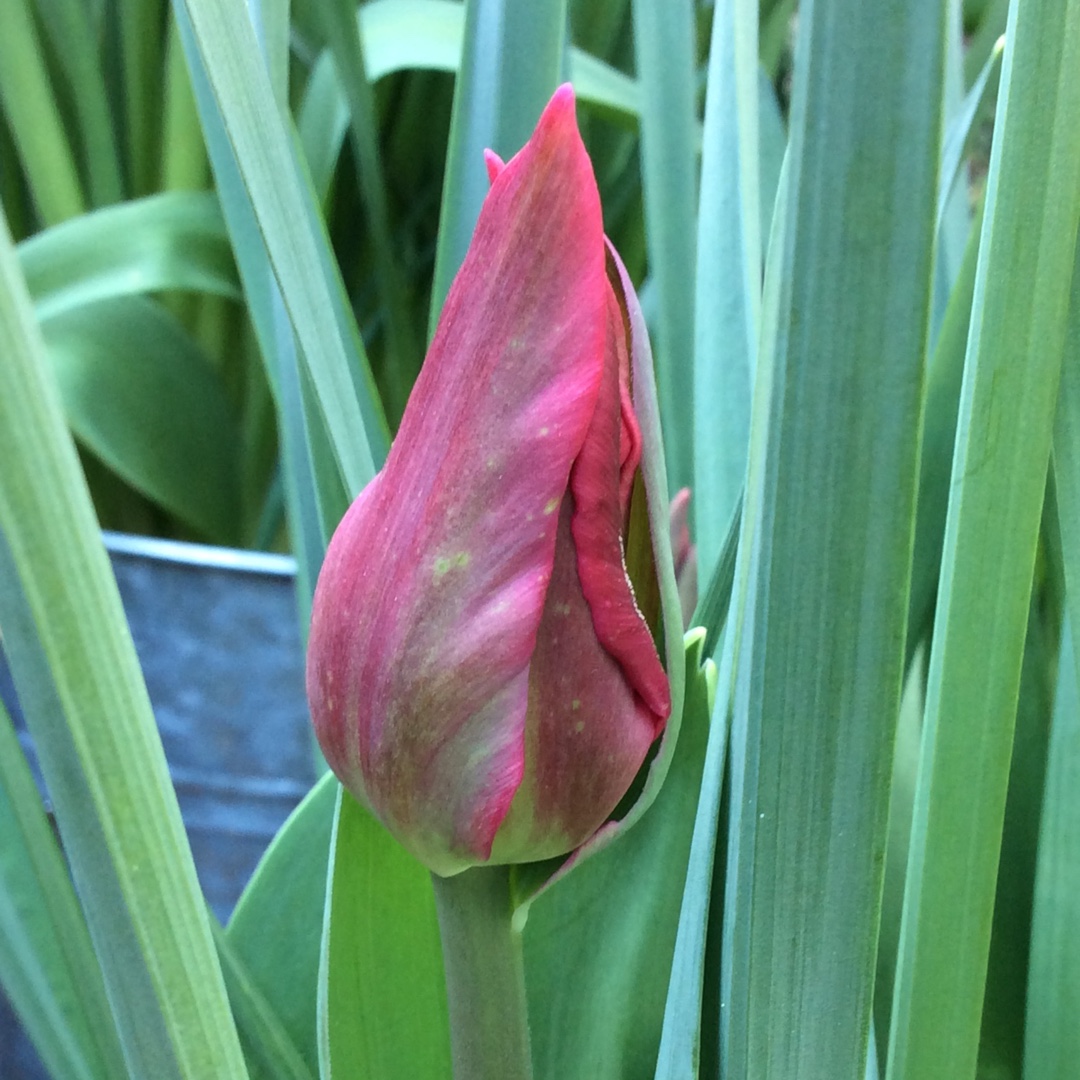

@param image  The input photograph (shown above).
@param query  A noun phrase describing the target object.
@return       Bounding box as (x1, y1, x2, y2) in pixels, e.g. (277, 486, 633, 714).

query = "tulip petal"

(308, 85, 610, 873)
(569, 283, 672, 725)
(491, 500, 659, 861)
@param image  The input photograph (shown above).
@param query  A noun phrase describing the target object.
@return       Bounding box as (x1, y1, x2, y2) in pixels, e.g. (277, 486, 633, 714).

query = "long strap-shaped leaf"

(0, 211, 247, 1077)
(720, 0, 945, 1075)
(176, 0, 381, 498)
(886, 1, 1080, 1076)
(691, 0, 759, 588)
(630, 0, 698, 495)
(429, 0, 569, 329)
(0, 699, 126, 1080)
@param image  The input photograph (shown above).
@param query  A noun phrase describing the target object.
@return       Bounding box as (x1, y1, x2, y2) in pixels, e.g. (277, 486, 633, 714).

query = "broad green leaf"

(177, 0, 381, 497)
(886, 0, 1080, 1075)
(0, 0, 85, 226)
(0, 205, 247, 1079)
(692, 0, 759, 588)
(721, 1, 945, 1076)
(227, 773, 339, 1077)
(0, 698, 126, 1080)
(523, 631, 713, 1080)
(631, 0, 698, 494)
(429, 0, 569, 330)
(43, 296, 243, 544)
(19, 193, 239, 323)
(318, 789, 451, 1079)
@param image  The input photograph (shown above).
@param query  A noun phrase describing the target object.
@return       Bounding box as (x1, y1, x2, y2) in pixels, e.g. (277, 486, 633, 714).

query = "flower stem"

(430, 865, 533, 1080)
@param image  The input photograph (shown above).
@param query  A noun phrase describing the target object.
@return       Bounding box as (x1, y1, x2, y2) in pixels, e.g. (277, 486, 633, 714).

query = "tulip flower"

(307, 85, 671, 877)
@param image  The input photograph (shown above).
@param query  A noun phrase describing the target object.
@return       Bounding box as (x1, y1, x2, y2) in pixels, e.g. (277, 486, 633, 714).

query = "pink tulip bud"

(306, 86, 671, 877)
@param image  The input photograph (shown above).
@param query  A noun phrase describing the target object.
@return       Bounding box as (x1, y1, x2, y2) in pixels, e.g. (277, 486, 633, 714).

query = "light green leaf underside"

(19, 193, 239, 323)
(318, 789, 451, 1079)
(228, 773, 339, 1077)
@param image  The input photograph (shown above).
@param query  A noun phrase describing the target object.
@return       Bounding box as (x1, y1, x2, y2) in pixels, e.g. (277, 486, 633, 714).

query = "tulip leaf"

(525, 631, 715, 1080)
(1025, 621, 1080, 1077)
(318, 788, 451, 1080)
(226, 773, 339, 1078)
(43, 296, 243, 545)
(174, 1, 353, 622)
(176, 0, 386, 498)
(630, 0, 698, 496)
(0, 698, 126, 1080)
(18, 193, 240, 323)
(213, 922, 316, 1080)
(1021, 196, 1080, 1080)
(886, 0, 1080, 1074)
(692, 0, 760, 588)
(0, 205, 248, 1079)
(429, 0, 569, 328)
(0, 0, 85, 227)
(720, 0, 945, 1075)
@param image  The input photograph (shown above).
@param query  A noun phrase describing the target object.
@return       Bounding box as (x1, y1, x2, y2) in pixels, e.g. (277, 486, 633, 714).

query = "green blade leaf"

(0, 0, 85, 226)
(1024, 205, 1080, 1080)
(0, 203, 247, 1079)
(318, 789, 451, 1079)
(177, 0, 383, 498)
(721, 0, 945, 1074)
(692, 0, 759, 589)
(227, 773, 339, 1077)
(0, 699, 126, 1080)
(886, 0, 1080, 1075)
(630, 0, 698, 494)
(429, 0, 569, 330)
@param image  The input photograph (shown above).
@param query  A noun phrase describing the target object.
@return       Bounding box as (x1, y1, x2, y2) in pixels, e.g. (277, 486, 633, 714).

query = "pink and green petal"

(308, 86, 610, 873)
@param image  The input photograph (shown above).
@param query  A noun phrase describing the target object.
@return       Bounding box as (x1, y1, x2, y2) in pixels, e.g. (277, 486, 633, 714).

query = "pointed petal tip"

(484, 148, 506, 184)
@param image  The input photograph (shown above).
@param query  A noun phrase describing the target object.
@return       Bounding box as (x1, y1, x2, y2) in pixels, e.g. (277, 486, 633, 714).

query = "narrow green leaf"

(428, 0, 569, 330)
(214, 923, 316, 1080)
(19, 193, 239, 323)
(1024, 620, 1080, 1079)
(161, 14, 210, 193)
(721, 0, 945, 1075)
(43, 296, 243, 543)
(0, 205, 247, 1078)
(318, 789, 451, 1079)
(0, 699, 126, 1080)
(177, 0, 382, 497)
(227, 773, 339, 1077)
(692, 0, 759, 586)
(30, 0, 125, 205)
(631, 0, 698, 494)
(1027, 229, 1080, 1080)
(116, 0, 164, 194)
(0, 0, 85, 226)
(887, 1, 1080, 1075)
(313, 0, 421, 422)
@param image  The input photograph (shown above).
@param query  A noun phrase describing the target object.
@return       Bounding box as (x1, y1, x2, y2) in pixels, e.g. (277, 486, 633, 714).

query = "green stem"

(430, 866, 533, 1080)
